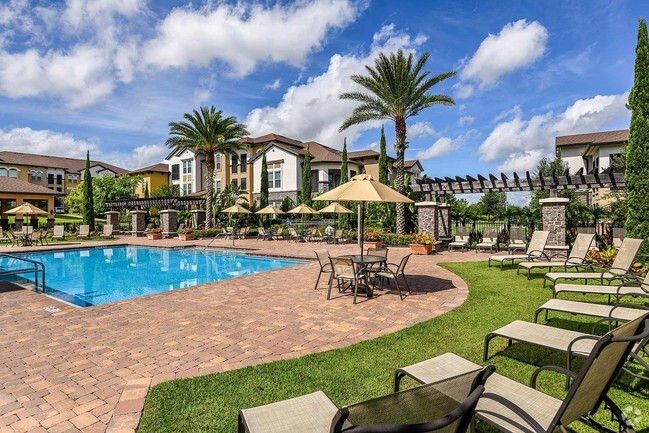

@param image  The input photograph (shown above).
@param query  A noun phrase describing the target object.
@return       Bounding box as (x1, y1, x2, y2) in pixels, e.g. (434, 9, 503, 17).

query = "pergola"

(105, 196, 205, 210)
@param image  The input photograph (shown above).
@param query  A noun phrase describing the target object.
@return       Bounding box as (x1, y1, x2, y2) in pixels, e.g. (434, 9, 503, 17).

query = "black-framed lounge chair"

(328, 257, 366, 304)
(488, 230, 549, 270)
(448, 227, 470, 252)
(6, 231, 17, 246)
(273, 227, 285, 240)
(30, 230, 42, 246)
(0, 228, 9, 245)
(77, 225, 90, 239)
(475, 228, 498, 253)
(313, 250, 332, 290)
(239, 366, 493, 433)
(553, 271, 649, 303)
(517, 233, 594, 279)
(236, 227, 250, 239)
(52, 225, 65, 240)
(507, 226, 527, 253)
(257, 227, 272, 241)
(395, 315, 649, 433)
(39, 230, 49, 245)
(534, 299, 648, 326)
(214, 227, 230, 239)
(100, 224, 114, 238)
(288, 227, 303, 242)
(373, 253, 412, 300)
(612, 227, 626, 250)
(543, 237, 643, 288)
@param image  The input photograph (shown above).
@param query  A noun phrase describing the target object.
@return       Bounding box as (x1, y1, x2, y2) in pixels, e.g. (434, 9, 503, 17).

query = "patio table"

(337, 254, 386, 298)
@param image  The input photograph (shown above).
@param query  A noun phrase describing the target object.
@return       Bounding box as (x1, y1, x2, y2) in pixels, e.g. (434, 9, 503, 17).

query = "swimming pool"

(3, 246, 303, 307)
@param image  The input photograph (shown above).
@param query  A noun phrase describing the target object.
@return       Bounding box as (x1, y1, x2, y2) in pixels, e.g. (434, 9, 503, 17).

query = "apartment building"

(129, 163, 170, 198)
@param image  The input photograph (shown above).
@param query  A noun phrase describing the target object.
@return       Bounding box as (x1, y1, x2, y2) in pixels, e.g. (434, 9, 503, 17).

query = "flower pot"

(147, 233, 163, 240)
(178, 234, 195, 241)
(363, 241, 382, 249)
(409, 243, 432, 255)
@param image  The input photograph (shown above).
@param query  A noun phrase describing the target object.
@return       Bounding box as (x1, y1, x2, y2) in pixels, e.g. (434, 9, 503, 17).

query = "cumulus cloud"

(477, 92, 630, 172)
(408, 121, 437, 139)
(143, 0, 361, 76)
(120, 144, 169, 169)
(265, 79, 282, 90)
(458, 116, 474, 127)
(416, 130, 477, 160)
(245, 24, 427, 147)
(456, 19, 548, 98)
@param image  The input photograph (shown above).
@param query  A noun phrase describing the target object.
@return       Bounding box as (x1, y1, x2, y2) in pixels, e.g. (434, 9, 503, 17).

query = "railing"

(0, 253, 46, 292)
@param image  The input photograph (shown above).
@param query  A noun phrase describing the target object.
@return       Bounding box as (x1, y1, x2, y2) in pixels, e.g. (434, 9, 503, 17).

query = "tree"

(280, 196, 294, 213)
(143, 181, 149, 198)
(529, 155, 575, 212)
(151, 183, 180, 197)
(66, 174, 140, 217)
(340, 49, 456, 233)
(339, 138, 349, 227)
(166, 106, 249, 229)
(260, 150, 269, 208)
(301, 143, 312, 205)
(378, 125, 389, 185)
(82, 151, 95, 230)
(478, 192, 507, 220)
(626, 18, 649, 261)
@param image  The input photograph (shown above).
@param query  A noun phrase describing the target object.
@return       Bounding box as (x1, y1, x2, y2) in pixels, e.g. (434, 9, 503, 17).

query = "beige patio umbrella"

(5, 203, 48, 227)
(318, 202, 353, 214)
(255, 205, 285, 215)
(222, 204, 252, 245)
(315, 174, 413, 258)
(287, 204, 318, 234)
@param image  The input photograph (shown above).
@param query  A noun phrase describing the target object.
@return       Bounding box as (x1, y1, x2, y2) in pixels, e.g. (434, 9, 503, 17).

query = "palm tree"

(167, 106, 249, 229)
(339, 49, 456, 233)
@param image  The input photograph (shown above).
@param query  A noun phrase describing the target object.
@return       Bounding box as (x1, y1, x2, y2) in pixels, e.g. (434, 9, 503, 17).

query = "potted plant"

(409, 232, 436, 255)
(147, 227, 163, 240)
(363, 231, 382, 249)
(177, 227, 195, 241)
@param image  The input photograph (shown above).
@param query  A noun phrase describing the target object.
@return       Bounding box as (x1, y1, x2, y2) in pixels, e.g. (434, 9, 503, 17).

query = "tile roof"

(555, 129, 629, 147)
(348, 150, 379, 159)
(240, 133, 303, 147)
(0, 151, 128, 175)
(129, 163, 169, 174)
(0, 177, 63, 195)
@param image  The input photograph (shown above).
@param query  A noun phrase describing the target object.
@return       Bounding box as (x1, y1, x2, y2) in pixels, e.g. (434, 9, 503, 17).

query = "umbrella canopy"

(315, 174, 413, 203)
(255, 205, 285, 215)
(4, 203, 48, 215)
(318, 201, 353, 214)
(287, 204, 319, 214)
(222, 204, 252, 214)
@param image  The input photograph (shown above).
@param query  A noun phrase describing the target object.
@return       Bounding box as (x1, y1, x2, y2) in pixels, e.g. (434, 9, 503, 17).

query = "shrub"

(148, 227, 162, 234)
(411, 232, 436, 245)
(381, 233, 412, 246)
(178, 227, 193, 234)
(363, 231, 382, 241)
(586, 247, 618, 268)
(194, 229, 222, 238)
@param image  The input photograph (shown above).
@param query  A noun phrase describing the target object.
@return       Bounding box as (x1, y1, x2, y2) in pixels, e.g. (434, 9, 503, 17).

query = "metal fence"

(451, 220, 541, 243)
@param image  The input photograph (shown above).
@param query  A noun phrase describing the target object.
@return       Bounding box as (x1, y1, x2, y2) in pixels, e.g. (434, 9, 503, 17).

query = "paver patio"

(0, 237, 486, 432)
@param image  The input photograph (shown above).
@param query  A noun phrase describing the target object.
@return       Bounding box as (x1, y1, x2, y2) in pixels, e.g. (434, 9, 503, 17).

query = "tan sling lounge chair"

(553, 271, 649, 303)
(52, 225, 65, 240)
(100, 224, 114, 238)
(534, 299, 648, 326)
(507, 226, 527, 253)
(395, 314, 649, 433)
(488, 230, 549, 270)
(77, 224, 90, 239)
(448, 227, 470, 252)
(256, 227, 272, 240)
(543, 237, 643, 288)
(475, 228, 498, 253)
(517, 233, 594, 279)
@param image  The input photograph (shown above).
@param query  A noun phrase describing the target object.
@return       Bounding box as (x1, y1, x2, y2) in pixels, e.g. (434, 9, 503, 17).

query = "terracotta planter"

(147, 233, 163, 240)
(409, 243, 432, 255)
(363, 241, 383, 249)
(178, 234, 195, 241)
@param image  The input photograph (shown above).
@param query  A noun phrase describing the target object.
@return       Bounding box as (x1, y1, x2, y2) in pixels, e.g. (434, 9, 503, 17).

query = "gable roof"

(555, 129, 629, 147)
(129, 163, 169, 175)
(0, 177, 63, 195)
(0, 151, 128, 175)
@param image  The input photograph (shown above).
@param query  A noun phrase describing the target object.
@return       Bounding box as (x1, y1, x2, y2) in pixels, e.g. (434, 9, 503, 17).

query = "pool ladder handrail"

(0, 253, 46, 292)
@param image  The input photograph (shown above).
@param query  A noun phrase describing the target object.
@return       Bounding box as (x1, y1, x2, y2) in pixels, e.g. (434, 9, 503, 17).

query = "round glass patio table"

(336, 254, 386, 298)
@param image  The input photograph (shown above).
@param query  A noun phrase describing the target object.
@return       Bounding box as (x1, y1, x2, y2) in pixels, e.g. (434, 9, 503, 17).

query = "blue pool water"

(2, 246, 302, 307)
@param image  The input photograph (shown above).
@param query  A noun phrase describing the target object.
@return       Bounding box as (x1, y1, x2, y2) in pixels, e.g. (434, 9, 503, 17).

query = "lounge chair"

(256, 227, 272, 241)
(52, 225, 65, 240)
(30, 230, 42, 246)
(0, 228, 9, 244)
(488, 230, 550, 270)
(214, 227, 231, 239)
(313, 250, 332, 290)
(100, 224, 114, 238)
(612, 227, 626, 249)
(273, 227, 285, 240)
(77, 225, 90, 239)
(535, 299, 648, 326)
(517, 233, 595, 279)
(448, 228, 470, 252)
(236, 227, 249, 239)
(373, 254, 412, 300)
(475, 228, 498, 253)
(553, 271, 649, 303)
(507, 226, 527, 253)
(288, 227, 303, 242)
(39, 230, 49, 245)
(6, 231, 17, 246)
(395, 314, 649, 433)
(543, 237, 644, 288)
(328, 257, 366, 304)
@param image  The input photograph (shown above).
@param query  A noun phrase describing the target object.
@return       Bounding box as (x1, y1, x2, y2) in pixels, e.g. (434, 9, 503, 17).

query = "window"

(240, 154, 247, 173)
(182, 183, 192, 196)
(56, 174, 63, 185)
(240, 177, 247, 191)
(350, 170, 357, 177)
(231, 155, 238, 173)
(8, 168, 18, 178)
(231, 178, 238, 187)
(48, 174, 54, 184)
(67, 174, 78, 183)
(216, 154, 222, 171)
(328, 169, 341, 188)
(171, 164, 180, 180)
(182, 159, 192, 174)
(215, 179, 222, 193)
(268, 163, 281, 189)
(0, 168, 6, 177)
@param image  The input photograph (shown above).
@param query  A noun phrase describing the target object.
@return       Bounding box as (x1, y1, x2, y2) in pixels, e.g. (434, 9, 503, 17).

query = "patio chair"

(507, 226, 527, 253)
(51, 225, 65, 240)
(313, 250, 333, 290)
(239, 366, 492, 433)
(488, 230, 550, 270)
(328, 257, 366, 304)
(475, 228, 498, 253)
(30, 230, 42, 246)
(256, 227, 272, 241)
(6, 231, 17, 247)
(288, 227, 303, 242)
(214, 227, 230, 239)
(273, 227, 285, 240)
(39, 230, 49, 245)
(517, 233, 595, 279)
(534, 299, 648, 328)
(77, 225, 90, 239)
(373, 253, 412, 300)
(448, 228, 470, 252)
(237, 227, 250, 239)
(333, 229, 345, 244)
(553, 271, 649, 304)
(543, 237, 644, 288)
(395, 314, 649, 433)
(100, 224, 114, 238)
(0, 228, 9, 245)
(612, 227, 626, 249)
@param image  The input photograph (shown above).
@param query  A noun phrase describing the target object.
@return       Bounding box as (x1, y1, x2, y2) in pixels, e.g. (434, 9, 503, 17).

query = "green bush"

(194, 229, 222, 239)
(381, 233, 412, 246)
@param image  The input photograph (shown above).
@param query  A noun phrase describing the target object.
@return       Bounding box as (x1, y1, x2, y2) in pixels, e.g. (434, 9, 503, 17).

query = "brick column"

(130, 210, 146, 237)
(191, 209, 205, 228)
(437, 203, 452, 239)
(46, 218, 55, 230)
(105, 211, 119, 230)
(160, 209, 178, 238)
(415, 202, 439, 239)
(540, 197, 569, 246)
(15, 217, 23, 231)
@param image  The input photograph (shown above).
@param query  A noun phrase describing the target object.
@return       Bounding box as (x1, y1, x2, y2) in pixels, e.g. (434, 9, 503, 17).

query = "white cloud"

(143, 0, 361, 76)
(453, 83, 474, 99)
(265, 79, 282, 90)
(120, 144, 168, 169)
(245, 24, 427, 147)
(458, 116, 474, 127)
(458, 20, 548, 96)
(416, 130, 477, 160)
(477, 92, 630, 172)
(408, 121, 437, 139)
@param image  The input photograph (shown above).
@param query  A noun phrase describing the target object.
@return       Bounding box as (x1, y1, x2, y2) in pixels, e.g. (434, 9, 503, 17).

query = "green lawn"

(137, 261, 649, 433)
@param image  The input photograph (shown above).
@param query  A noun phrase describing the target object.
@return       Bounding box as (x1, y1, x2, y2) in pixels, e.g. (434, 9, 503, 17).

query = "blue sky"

(0, 0, 644, 187)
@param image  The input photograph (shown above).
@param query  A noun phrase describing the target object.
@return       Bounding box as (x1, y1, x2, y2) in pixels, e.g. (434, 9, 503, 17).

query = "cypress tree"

(301, 144, 312, 205)
(82, 151, 95, 231)
(260, 150, 269, 208)
(378, 125, 389, 184)
(625, 18, 649, 260)
(143, 182, 149, 198)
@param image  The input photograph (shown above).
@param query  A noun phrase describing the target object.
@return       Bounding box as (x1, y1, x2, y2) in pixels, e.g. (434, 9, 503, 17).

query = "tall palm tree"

(339, 49, 456, 233)
(167, 106, 249, 228)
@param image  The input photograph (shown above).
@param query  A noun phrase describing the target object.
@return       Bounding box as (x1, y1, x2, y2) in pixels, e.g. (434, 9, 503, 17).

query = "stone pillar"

(130, 210, 147, 237)
(46, 218, 55, 230)
(437, 203, 452, 239)
(540, 197, 569, 246)
(15, 217, 23, 231)
(160, 209, 178, 238)
(415, 202, 439, 239)
(191, 209, 206, 228)
(0, 218, 8, 230)
(105, 211, 120, 230)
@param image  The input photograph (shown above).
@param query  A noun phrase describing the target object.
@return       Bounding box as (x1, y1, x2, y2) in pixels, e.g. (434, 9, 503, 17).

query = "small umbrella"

(222, 204, 251, 245)
(318, 202, 353, 214)
(255, 205, 285, 215)
(5, 203, 48, 227)
(315, 174, 413, 258)
(287, 204, 318, 234)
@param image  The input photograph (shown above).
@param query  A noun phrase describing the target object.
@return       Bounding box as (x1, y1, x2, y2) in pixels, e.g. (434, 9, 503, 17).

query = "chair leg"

(402, 274, 411, 294)
(326, 276, 334, 300)
(394, 277, 403, 300)
(352, 279, 358, 304)
(314, 271, 322, 290)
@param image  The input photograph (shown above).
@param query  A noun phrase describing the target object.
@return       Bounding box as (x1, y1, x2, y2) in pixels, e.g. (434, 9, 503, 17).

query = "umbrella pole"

(360, 201, 365, 259)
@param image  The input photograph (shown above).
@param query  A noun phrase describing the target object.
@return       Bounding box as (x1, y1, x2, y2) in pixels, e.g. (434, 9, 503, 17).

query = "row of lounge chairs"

(0, 224, 115, 246)
(256, 227, 352, 243)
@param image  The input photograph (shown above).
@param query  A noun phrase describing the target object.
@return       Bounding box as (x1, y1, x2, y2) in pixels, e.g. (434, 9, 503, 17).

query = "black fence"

(452, 220, 542, 244)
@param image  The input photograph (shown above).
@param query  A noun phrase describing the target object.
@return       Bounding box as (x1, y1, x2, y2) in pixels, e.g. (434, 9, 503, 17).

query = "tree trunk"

(205, 155, 214, 229)
(394, 117, 407, 234)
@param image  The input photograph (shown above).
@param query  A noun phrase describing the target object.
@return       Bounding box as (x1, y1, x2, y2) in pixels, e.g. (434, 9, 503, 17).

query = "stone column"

(160, 209, 178, 238)
(46, 218, 55, 230)
(415, 202, 439, 239)
(540, 197, 569, 246)
(130, 210, 147, 237)
(105, 211, 120, 230)
(191, 209, 206, 228)
(15, 217, 23, 231)
(437, 203, 452, 239)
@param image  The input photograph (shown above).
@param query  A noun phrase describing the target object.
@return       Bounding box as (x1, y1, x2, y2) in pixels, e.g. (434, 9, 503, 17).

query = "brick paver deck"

(0, 237, 486, 432)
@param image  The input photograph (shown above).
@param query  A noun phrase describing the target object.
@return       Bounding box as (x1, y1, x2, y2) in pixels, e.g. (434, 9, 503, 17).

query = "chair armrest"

(604, 267, 636, 278)
(526, 250, 549, 262)
(567, 334, 599, 358)
(530, 365, 577, 389)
